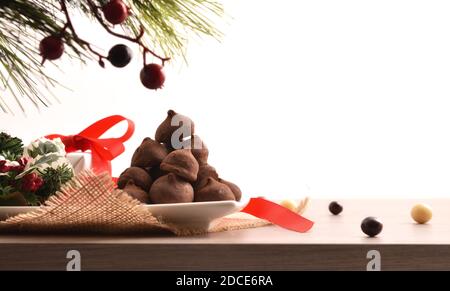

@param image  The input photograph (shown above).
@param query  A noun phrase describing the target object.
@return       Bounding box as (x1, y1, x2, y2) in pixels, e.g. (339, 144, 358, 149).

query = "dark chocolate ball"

(329, 201, 343, 215)
(361, 217, 383, 237)
(107, 44, 132, 67)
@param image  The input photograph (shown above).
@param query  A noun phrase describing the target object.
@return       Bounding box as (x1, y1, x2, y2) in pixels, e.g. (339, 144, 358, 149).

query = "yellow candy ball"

(280, 199, 298, 212)
(411, 203, 432, 224)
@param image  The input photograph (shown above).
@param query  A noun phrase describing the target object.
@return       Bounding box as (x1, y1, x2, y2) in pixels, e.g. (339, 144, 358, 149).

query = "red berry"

(9, 157, 27, 172)
(39, 36, 64, 60)
(21, 173, 44, 192)
(103, 0, 129, 25)
(0, 160, 9, 173)
(17, 157, 29, 171)
(140, 63, 165, 90)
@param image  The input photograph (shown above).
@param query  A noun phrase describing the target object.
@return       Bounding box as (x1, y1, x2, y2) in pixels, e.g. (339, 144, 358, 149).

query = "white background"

(2, 0, 450, 199)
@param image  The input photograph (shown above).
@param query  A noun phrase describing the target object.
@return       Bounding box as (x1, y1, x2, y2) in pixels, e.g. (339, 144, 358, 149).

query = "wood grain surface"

(0, 199, 449, 270)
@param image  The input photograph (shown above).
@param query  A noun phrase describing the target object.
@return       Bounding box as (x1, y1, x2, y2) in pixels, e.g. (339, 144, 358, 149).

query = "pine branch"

(127, 0, 223, 61)
(35, 164, 74, 200)
(0, 0, 92, 114)
(0, 0, 224, 114)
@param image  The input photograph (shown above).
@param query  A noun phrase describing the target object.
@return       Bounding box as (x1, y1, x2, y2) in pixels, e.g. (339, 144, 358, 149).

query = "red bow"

(46, 115, 135, 175)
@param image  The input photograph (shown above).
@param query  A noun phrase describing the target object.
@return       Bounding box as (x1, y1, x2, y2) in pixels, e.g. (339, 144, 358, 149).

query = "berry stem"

(58, 23, 69, 37)
(85, 0, 170, 66)
(60, 0, 107, 62)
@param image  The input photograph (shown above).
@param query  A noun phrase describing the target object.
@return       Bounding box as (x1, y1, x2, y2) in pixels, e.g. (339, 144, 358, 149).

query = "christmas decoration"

(46, 115, 135, 175)
(0, 0, 223, 114)
(39, 36, 65, 62)
(140, 63, 166, 90)
(107, 44, 133, 68)
(0, 133, 74, 206)
(0, 132, 23, 161)
(21, 173, 44, 193)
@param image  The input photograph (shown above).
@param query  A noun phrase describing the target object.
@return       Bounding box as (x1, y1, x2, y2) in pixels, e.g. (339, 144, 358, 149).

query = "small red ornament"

(11, 157, 29, 172)
(21, 173, 44, 193)
(39, 36, 64, 61)
(0, 160, 9, 173)
(140, 63, 165, 90)
(103, 0, 129, 25)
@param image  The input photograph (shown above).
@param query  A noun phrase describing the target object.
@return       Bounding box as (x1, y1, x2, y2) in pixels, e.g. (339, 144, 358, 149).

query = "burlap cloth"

(0, 171, 279, 236)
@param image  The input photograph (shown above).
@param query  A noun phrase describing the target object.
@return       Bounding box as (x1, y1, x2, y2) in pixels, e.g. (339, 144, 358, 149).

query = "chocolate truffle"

(194, 178, 235, 202)
(149, 173, 194, 204)
(195, 164, 219, 189)
(218, 178, 242, 201)
(160, 149, 199, 182)
(185, 135, 209, 165)
(147, 166, 167, 181)
(117, 167, 153, 192)
(155, 110, 195, 147)
(123, 182, 149, 203)
(131, 137, 168, 168)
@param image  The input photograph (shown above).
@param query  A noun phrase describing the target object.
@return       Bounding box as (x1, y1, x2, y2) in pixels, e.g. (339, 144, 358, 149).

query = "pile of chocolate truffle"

(117, 110, 242, 204)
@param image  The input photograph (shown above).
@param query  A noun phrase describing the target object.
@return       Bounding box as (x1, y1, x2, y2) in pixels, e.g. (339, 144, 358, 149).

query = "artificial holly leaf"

(0, 132, 23, 160)
(33, 153, 61, 166)
(15, 154, 62, 179)
(27, 141, 61, 158)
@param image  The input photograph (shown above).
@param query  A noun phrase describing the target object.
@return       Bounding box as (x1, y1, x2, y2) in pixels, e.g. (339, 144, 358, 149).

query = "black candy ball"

(107, 44, 132, 68)
(328, 201, 343, 215)
(361, 217, 383, 237)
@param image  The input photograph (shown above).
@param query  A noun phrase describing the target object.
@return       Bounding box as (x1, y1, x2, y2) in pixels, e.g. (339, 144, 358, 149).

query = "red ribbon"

(46, 115, 135, 175)
(241, 197, 314, 233)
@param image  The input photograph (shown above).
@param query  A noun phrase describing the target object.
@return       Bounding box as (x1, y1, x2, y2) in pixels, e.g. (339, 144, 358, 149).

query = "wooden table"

(0, 199, 449, 270)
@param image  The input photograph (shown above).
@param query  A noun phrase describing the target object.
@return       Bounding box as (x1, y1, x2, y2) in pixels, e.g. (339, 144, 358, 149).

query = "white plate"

(0, 200, 246, 231)
(147, 200, 245, 230)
